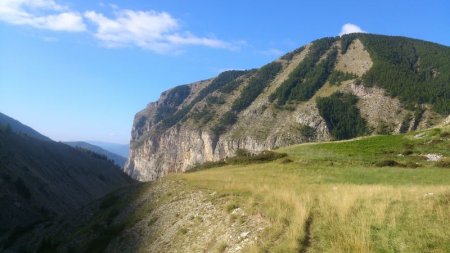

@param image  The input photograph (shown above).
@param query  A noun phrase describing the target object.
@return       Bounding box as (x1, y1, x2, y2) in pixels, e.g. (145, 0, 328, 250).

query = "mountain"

(88, 141, 129, 158)
(64, 141, 127, 167)
(125, 33, 450, 181)
(0, 112, 52, 141)
(5, 125, 450, 252)
(0, 123, 134, 233)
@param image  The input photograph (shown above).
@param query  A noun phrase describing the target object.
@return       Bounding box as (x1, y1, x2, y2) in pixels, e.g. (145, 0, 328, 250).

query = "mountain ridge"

(0, 115, 134, 232)
(125, 33, 450, 181)
(64, 141, 127, 167)
(0, 112, 52, 142)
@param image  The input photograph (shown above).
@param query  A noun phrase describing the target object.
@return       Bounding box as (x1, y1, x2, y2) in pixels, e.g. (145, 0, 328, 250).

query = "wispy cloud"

(0, 0, 86, 32)
(0, 1, 237, 53)
(84, 9, 234, 53)
(339, 23, 366, 36)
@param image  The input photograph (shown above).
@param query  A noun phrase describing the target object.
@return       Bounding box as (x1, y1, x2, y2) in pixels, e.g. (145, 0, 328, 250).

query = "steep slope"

(0, 112, 52, 141)
(0, 129, 134, 233)
(126, 34, 450, 181)
(64, 141, 127, 167)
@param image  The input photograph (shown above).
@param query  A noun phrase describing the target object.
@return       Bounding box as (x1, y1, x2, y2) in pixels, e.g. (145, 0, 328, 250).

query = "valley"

(5, 126, 449, 252)
(1, 29, 450, 252)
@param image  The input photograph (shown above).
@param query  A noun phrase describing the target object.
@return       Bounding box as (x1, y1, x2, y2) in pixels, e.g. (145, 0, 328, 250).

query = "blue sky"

(1, 0, 449, 144)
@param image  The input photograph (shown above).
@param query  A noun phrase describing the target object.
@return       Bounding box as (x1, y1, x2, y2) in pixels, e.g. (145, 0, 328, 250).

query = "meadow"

(174, 127, 450, 252)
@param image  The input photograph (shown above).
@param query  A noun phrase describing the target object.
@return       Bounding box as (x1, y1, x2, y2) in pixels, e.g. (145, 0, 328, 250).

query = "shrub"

(226, 203, 239, 213)
(436, 160, 450, 168)
(300, 125, 316, 140)
(404, 162, 421, 168)
(402, 150, 414, 156)
(189, 150, 288, 171)
(281, 158, 293, 164)
(375, 160, 401, 167)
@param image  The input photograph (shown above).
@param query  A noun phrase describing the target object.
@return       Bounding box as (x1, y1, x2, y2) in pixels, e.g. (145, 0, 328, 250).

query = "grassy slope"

(7, 127, 449, 252)
(176, 127, 450, 252)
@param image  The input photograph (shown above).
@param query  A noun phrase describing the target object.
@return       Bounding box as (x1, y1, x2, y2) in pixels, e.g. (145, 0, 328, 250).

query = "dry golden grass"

(173, 128, 450, 252)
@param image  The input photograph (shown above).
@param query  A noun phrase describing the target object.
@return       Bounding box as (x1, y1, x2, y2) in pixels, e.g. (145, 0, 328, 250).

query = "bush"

(300, 125, 316, 140)
(189, 150, 288, 171)
(375, 160, 401, 167)
(404, 162, 421, 168)
(281, 158, 293, 164)
(436, 160, 450, 168)
(226, 203, 239, 213)
(402, 150, 414, 156)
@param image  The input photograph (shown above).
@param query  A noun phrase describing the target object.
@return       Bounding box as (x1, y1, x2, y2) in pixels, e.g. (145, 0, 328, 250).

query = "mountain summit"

(125, 34, 450, 181)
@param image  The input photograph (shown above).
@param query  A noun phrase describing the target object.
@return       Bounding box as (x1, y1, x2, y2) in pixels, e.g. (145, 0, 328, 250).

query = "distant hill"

(65, 141, 127, 167)
(88, 141, 129, 158)
(0, 126, 134, 233)
(0, 112, 52, 141)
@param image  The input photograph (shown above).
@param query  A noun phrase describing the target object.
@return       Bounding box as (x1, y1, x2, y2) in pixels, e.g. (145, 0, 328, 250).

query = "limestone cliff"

(125, 34, 450, 181)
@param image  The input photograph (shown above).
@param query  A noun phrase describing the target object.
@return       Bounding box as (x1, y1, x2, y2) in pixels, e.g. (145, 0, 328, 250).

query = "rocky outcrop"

(125, 35, 449, 181)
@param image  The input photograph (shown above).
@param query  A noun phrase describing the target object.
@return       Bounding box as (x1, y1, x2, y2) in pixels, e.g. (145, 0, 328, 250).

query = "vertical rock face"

(125, 34, 450, 181)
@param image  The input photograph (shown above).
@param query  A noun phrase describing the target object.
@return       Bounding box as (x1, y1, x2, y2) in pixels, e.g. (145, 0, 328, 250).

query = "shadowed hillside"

(0, 128, 134, 235)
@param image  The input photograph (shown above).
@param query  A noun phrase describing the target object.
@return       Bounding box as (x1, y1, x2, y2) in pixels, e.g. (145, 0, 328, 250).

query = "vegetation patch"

(231, 62, 283, 112)
(154, 85, 191, 123)
(328, 70, 357, 85)
(436, 159, 450, 168)
(375, 160, 401, 167)
(299, 125, 317, 140)
(280, 46, 305, 61)
(317, 92, 368, 140)
(340, 33, 358, 54)
(190, 150, 287, 171)
(359, 34, 450, 114)
(270, 37, 337, 105)
(160, 70, 250, 130)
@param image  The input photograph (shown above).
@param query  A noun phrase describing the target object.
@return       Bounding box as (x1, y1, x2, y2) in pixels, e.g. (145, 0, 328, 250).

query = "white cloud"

(0, 1, 235, 53)
(339, 23, 366, 36)
(0, 0, 86, 32)
(84, 9, 234, 53)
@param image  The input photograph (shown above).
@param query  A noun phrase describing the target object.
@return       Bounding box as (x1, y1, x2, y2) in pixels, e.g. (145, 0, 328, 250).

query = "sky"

(0, 0, 449, 144)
